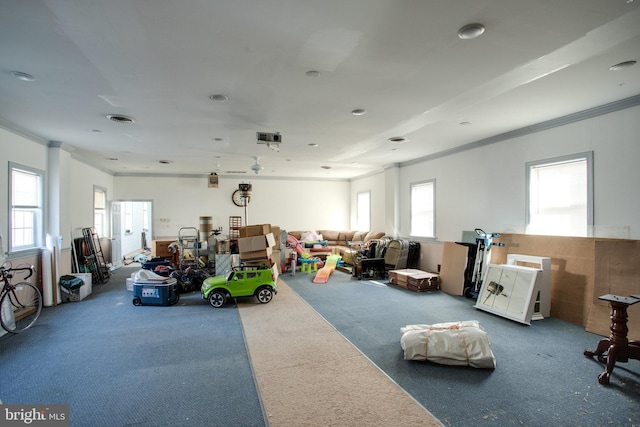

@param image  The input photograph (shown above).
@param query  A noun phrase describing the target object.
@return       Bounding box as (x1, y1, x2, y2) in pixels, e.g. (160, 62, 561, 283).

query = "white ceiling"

(1, 0, 639, 179)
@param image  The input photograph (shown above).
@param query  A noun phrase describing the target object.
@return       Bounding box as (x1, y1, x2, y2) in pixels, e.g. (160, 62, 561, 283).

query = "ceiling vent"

(107, 114, 136, 124)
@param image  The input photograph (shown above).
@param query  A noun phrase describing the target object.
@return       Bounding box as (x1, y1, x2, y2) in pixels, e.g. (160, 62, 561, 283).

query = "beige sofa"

(287, 230, 386, 265)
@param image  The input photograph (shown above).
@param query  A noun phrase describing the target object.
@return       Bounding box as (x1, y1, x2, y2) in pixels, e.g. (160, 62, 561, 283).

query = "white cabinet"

(506, 254, 551, 320)
(475, 264, 540, 325)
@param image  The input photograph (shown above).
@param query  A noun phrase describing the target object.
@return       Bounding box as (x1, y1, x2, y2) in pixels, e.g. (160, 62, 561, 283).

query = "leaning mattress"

(400, 320, 496, 369)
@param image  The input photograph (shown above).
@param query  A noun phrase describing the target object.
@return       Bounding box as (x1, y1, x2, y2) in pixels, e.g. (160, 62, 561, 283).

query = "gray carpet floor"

(3, 265, 639, 426)
(283, 270, 640, 427)
(0, 266, 265, 427)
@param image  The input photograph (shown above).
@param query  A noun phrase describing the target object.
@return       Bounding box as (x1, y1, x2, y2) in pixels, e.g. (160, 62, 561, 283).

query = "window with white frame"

(9, 163, 44, 252)
(356, 191, 370, 231)
(94, 186, 107, 237)
(410, 180, 435, 238)
(526, 152, 593, 237)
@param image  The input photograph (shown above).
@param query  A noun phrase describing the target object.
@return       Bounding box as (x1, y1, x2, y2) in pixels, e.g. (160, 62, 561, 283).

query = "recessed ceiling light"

(321, 165, 331, 169)
(609, 60, 636, 71)
(10, 71, 36, 81)
(213, 137, 223, 141)
(91, 129, 102, 133)
(388, 136, 408, 143)
(459, 121, 471, 125)
(457, 23, 485, 40)
(308, 143, 319, 147)
(352, 109, 367, 116)
(158, 160, 172, 164)
(209, 94, 229, 102)
(306, 70, 320, 77)
(106, 157, 118, 161)
(106, 114, 136, 124)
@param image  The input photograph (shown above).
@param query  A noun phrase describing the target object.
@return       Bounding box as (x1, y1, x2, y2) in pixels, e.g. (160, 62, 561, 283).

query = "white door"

(111, 201, 123, 269)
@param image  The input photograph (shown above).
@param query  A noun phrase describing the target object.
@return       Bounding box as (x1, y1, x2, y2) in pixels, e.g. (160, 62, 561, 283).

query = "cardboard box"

(271, 248, 282, 271)
(238, 233, 276, 253)
(240, 247, 273, 263)
(242, 258, 275, 268)
(151, 239, 176, 258)
(240, 224, 272, 238)
(271, 226, 281, 247)
(439, 242, 467, 296)
(61, 273, 93, 302)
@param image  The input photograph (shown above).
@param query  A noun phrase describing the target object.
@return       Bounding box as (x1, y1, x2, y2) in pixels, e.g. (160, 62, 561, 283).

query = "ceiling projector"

(256, 132, 281, 143)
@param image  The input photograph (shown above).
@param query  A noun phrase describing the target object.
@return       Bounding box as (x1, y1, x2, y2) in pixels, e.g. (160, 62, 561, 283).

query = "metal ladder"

(82, 227, 110, 284)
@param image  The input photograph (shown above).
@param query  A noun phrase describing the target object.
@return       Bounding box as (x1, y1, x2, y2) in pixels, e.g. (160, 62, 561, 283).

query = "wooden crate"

(389, 269, 440, 292)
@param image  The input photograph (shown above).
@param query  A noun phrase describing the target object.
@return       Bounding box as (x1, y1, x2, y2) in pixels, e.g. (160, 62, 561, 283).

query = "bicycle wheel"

(0, 282, 42, 333)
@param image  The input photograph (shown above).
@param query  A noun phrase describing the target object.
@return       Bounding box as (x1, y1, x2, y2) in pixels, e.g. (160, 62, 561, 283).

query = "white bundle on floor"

(400, 320, 496, 369)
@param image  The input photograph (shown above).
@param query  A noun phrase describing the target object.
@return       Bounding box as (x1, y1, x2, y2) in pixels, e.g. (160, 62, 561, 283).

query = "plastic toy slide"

(287, 234, 311, 259)
(313, 254, 342, 284)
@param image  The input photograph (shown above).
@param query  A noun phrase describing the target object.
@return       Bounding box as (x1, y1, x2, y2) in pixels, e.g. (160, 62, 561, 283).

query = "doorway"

(112, 200, 153, 263)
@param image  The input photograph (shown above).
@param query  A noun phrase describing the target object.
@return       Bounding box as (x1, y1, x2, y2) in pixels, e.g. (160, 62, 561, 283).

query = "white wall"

(399, 105, 640, 242)
(114, 175, 350, 239)
(64, 154, 114, 246)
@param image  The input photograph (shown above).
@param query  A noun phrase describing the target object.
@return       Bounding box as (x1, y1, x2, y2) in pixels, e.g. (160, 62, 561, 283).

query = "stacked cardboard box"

(389, 269, 440, 292)
(238, 232, 276, 265)
(238, 224, 281, 279)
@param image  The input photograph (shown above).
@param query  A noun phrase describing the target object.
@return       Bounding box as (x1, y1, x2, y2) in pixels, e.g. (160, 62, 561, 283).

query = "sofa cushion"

(352, 231, 367, 241)
(364, 231, 385, 242)
(321, 230, 341, 242)
(336, 231, 356, 243)
(288, 230, 302, 240)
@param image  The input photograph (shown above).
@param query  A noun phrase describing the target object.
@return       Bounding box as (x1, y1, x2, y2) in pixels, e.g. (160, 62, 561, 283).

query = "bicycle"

(0, 262, 42, 333)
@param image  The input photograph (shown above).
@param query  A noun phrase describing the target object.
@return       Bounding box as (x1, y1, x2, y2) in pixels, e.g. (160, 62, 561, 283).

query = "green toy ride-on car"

(201, 265, 277, 308)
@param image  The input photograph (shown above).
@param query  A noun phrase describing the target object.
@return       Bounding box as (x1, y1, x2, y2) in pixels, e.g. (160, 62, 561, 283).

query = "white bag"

(400, 320, 496, 369)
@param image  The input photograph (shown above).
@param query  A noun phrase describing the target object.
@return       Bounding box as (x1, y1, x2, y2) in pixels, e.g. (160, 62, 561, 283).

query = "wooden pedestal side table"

(584, 294, 640, 385)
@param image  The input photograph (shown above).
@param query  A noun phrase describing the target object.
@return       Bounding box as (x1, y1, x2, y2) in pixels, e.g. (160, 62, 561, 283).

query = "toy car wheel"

(132, 296, 142, 306)
(208, 290, 226, 308)
(255, 286, 274, 304)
